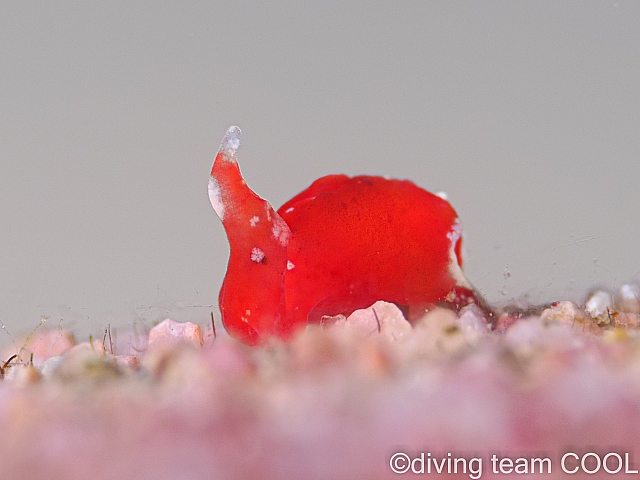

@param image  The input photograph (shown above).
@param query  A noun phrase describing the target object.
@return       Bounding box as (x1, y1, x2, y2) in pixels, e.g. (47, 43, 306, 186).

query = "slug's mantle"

(209, 126, 486, 345)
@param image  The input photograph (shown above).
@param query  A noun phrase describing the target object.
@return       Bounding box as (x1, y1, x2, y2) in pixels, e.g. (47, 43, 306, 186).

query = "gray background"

(1, 1, 639, 345)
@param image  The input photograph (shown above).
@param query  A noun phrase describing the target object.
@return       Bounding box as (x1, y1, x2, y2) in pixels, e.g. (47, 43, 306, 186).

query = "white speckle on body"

(208, 177, 225, 220)
(446, 218, 462, 245)
(271, 215, 291, 247)
(251, 247, 265, 263)
(435, 191, 449, 201)
(250, 216, 260, 227)
(287, 261, 295, 270)
(285, 207, 294, 213)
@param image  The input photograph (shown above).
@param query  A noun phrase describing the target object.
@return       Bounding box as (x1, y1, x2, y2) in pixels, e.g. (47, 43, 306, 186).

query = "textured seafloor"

(1, 293, 640, 479)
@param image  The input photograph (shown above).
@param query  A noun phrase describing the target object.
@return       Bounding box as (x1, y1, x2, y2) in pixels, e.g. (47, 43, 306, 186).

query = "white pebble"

(585, 290, 613, 317)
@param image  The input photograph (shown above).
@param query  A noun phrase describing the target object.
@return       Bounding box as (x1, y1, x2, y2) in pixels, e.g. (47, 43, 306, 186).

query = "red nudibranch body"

(209, 126, 486, 345)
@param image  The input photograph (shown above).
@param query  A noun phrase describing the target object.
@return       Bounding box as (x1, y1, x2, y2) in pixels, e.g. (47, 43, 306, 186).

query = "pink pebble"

(113, 355, 139, 370)
(147, 319, 204, 349)
(67, 341, 107, 356)
(333, 301, 412, 341)
(11, 329, 75, 366)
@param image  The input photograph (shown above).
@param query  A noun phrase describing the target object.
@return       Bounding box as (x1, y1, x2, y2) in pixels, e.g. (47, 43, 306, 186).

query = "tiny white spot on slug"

(435, 191, 449, 200)
(271, 216, 290, 247)
(250, 247, 265, 263)
(285, 207, 294, 213)
(446, 218, 462, 245)
(249, 216, 260, 227)
(287, 261, 295, 270)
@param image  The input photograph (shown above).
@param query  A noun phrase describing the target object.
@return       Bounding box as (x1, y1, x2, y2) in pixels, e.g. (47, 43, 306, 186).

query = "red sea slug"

(209, 126, 487, 345)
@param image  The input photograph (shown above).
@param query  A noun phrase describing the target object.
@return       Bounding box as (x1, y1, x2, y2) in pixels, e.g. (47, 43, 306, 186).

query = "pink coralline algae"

(0, 299, 639, 479)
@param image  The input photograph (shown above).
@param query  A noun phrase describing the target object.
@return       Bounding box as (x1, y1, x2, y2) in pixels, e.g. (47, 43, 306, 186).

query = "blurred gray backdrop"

(1, 1, 639, 345)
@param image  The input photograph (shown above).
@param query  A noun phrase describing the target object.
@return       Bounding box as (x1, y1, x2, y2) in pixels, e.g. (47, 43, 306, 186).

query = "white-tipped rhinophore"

(218, 126, 242, 162)
(208, 125, 294, 344)
(208, 126, 243, 220)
